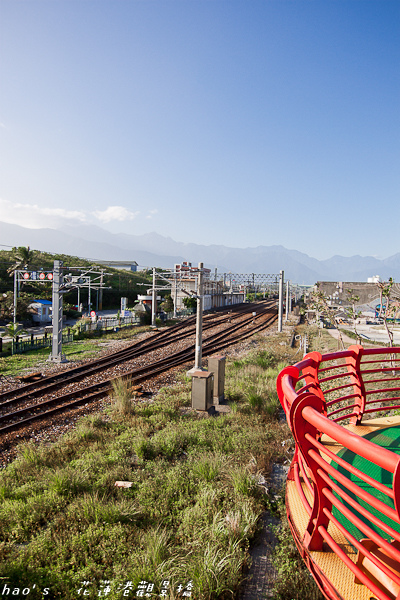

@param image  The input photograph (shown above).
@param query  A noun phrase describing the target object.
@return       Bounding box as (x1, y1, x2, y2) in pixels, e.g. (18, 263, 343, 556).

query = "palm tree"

(6, 246, 35, 328)
(7, 246, 35, 276)
(0, 322, 27, 355)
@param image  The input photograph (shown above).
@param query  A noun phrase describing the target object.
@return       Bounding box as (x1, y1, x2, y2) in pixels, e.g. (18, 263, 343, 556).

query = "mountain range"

(1, 220, 399, 285)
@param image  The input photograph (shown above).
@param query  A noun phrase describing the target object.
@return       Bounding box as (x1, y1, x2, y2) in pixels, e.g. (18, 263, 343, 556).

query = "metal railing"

(75, 316, 140, 333)
(12, 332, 75, 354)
(277, 345, 400, 600)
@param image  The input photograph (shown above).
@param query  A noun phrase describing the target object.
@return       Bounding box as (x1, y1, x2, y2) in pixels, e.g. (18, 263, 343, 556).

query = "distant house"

(95, 260, 138, 272)
(29, 299, 52, 324)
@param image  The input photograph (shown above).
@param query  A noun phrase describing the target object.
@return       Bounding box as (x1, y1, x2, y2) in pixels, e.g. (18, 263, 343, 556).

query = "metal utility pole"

(278, 270, 284, 332)
(285, 280, 290, 322)
(173, 275, 177, 318)
(13, 270, 17, 328)
(151, 267, 157, 327)
(99, 269, 104, 311)
(51, 260, 66, 362)
(194, 262, 204, 370)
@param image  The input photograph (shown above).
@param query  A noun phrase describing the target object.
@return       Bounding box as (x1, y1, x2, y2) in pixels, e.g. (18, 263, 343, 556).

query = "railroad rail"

(277, 345, 400, 600)
(0, 302, 277, 437)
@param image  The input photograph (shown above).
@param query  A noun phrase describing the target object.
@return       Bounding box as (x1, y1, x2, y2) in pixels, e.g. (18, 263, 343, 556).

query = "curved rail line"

(277, 345, 400, 600)
(0, 302, 277, 435)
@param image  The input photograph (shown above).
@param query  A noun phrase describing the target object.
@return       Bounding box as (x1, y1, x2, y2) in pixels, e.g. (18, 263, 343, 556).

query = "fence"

(5, 310, 196, 355)
(277, 345, 400, 600)
(12, 332, 75, 354)
(75, 315, 140, 334)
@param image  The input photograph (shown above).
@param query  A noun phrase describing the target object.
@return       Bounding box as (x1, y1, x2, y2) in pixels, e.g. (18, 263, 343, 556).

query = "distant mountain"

(0, 220, 399, 285)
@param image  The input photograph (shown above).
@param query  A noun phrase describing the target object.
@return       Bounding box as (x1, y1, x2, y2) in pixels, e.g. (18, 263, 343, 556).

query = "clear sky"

(0, 0, 399, 260)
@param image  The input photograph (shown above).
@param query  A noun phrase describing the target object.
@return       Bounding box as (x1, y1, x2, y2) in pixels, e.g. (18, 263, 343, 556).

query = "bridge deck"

(287, 414, 400, 600)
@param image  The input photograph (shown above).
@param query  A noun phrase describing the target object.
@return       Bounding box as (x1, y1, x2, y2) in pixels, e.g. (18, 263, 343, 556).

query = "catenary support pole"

(51, 260, 65, 362)
(151, 267, 157, 326)
(13, 270, 17, 328)
(278, 270, 284, 332)
(194, 262, 204, 370)
(285, 280, 290, 322)
(173, 273, 177, 318)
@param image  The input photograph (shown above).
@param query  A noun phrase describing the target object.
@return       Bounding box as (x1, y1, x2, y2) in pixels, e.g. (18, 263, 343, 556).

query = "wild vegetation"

(0, 328, 322, 600)
(0, 247, 153, 322)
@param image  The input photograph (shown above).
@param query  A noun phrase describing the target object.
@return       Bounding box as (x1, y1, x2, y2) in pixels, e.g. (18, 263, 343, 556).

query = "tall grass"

(110, 377, 135, 417)
(0, 329, 308, 599)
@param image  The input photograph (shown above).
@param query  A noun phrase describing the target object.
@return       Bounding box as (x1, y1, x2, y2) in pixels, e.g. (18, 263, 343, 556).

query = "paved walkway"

(239, 464, 289, 599)
(326, 324, 400, 347)
(239, 512, 279, 600)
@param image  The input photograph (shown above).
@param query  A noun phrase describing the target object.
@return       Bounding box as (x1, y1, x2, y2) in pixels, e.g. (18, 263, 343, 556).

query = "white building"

(29, 299, 52, 324)
(169, 262, 244, 310)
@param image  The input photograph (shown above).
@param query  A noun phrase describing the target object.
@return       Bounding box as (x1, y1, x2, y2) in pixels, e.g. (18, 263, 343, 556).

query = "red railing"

(277, 345, 400, 600)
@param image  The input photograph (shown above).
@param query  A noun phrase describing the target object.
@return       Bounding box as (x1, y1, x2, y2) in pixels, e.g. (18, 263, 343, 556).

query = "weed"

(190, 453, 224, 482)
(0, 327, 300, 599)
(110, 377, 135, 417)
(272, 517, 324, 600)
(246, 387, 264, 410)
(229, 466, 256, 498)
(133, 436, 156, 460)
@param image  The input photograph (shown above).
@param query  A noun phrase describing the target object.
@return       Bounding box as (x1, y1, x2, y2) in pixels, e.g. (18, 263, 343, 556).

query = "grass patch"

(0, 340, 102, 378)
(0, 327, 151, 379)
(0, 329, 300, 599)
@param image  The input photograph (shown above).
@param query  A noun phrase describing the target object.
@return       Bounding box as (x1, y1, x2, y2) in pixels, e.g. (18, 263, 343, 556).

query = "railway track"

(0, 302, 277, 438)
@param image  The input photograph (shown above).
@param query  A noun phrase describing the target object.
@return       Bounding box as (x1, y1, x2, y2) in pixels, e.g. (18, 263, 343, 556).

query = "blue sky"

(0, 0, 399, 260)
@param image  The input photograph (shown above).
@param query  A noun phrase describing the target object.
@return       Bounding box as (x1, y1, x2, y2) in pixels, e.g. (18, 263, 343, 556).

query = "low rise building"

(29, 299, 52, 324)
(169, 262, 244, 310)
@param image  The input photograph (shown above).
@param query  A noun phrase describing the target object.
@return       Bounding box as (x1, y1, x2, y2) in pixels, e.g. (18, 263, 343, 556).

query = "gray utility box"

(191, 371, 214, 411)
(208, 355, 226, 404)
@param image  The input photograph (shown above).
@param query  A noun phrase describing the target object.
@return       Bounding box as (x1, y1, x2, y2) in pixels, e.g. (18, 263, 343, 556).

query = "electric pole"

(194, 262, 204, 370)
(51, 260, 67, 363)
(278, 270, 284, 332)
(151, 267, 157, 327)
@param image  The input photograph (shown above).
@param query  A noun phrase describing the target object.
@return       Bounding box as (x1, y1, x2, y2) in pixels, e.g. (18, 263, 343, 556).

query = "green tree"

(182, 297, 197, 310)
(345, 289, 362, 342)
(0, 292, 33, 322)
(310, 286, 345, 350)
(7, 246, 35, 276)
(376, 278, 395, 347)
(161, 294, 174, 313)
(0, 322, 28, 354)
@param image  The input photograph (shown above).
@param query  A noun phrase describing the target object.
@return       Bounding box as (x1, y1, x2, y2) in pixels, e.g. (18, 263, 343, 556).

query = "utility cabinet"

(191, 371, 214, 411)
(208, 355, 226, 404)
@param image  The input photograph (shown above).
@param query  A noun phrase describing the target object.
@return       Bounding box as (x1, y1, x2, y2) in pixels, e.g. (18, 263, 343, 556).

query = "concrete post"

(191, 371, 214, 411)
(278, 270, 284, 332)
(208, 355, 226, 404)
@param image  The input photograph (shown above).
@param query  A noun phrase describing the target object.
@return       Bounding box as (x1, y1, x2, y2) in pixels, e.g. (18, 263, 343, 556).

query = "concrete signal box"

(191, 371, 214, 411)
(208, 355, 226, 405)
